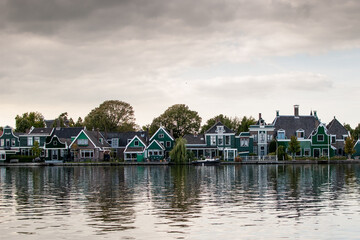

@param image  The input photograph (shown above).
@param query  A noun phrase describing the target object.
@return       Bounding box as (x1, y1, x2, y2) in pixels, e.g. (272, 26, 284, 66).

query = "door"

(314, 149, 320, 158)
(52, 150, 58, 160)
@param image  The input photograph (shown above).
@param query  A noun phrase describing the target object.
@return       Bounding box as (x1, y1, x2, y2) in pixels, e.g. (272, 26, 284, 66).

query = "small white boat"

(192, 158, 220, 165)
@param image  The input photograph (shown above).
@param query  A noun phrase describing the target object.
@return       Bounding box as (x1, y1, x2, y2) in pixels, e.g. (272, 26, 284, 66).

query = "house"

(237, 132, 254, 156)
(19, 127, 54, 157)
(327, 117, 350, 156)
(354, 139, 360, 158)
(185, 121, 237, 161)
(273, 105, 321, 157)
(149, 126, 174, 159)
(103, 131, 149, 160)
(0, 126, 22, 160)
(44, 127, 84, 162)
(309, 123, 335, 158)
(69, 129, 110, 161)
(248, 113, 275, 157)
(123, 135, 148, 161)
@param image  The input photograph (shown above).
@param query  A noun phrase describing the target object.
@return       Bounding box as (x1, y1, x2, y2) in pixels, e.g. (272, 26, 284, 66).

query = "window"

(159, 134, 164, 139)
(254, 134, 258, 142)
(78, 139, 88, 146)
(296, 130, 304, 139)
(127, 139, 132, 143)
(6, 139, 10, 147)
(166, 141, 171, 148)
(34, 137, 40, 143)
(331, 136, 336, 144)
(253, 146, 258, 154)
(54, 140, 57, 146)
(11, 138, 15, 146)
(80, 150, 94, 158)
(259, 131, 265, 143)
(304, 149, 311, 157)
(28, 137, 33, 146)
(216, 126, 224, 133)
(277, 130, 285, 140)
(218, 136, 223, 145)
(267, 134, 273, 142)
(0, 153, 6, 160)
(225, 136, 230, 145)
(112, 138, 119, 148)
(210, 136, 216, 145)
(0, 139, 4, 147)
(99, 138, 103, 144)
(134, 140, 139, 146)
(323, 148, 329, 157)
(241, 138, 249, 147)
(160, 141, 164, 147)
(317, 134, 324, 142)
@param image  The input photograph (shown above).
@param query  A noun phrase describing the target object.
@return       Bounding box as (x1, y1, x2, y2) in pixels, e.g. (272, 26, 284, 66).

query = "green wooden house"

(146, 140, 165, 161)
(0, 126, 21, 160)
(354, 140, 360, 158)
(44, 135, 68, 162)
(149, 127, 174, 159)
(236, 132, 254, 156)
(310, 123, 335, 158)
(19, 127, 54, 157)
(124, 135, 147, 162)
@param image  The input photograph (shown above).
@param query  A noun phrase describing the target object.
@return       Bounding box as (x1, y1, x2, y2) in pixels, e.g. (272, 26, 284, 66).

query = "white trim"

(124, 135, 147, 149)
(146, 140, 165, 150)
(150, 127, 174, 141)
(69, 130, 100, 149)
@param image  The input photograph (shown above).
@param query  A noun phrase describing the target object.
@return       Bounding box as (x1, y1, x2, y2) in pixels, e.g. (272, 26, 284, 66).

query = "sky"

(1, 0, 360, 129)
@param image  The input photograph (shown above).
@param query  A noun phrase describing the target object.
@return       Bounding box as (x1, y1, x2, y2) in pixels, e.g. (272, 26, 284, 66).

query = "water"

(1, 165, 360, 239)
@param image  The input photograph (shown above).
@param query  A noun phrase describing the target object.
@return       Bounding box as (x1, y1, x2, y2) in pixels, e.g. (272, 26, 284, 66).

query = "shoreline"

(1, 159, 360, 167)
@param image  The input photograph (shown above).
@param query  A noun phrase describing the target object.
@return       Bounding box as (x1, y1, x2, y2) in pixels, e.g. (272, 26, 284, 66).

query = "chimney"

(294, 105, 299, 117)
(314, 110, 318, 119)
(96, 128, 100, 141)
(276, 110, 279, 117)
(259, 113, 262, 120)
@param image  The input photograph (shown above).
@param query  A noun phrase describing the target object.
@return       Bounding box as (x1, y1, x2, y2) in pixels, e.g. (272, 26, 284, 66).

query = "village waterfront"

(1, 164, 360, 239)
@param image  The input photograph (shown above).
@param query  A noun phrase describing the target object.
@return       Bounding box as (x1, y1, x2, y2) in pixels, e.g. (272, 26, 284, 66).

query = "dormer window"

(159, 134, 164, 138)
(296, 129, 305, 139)
(216, 126, 224, 134)
(134, 140, 139, 146)
(277, 130, 285, 140)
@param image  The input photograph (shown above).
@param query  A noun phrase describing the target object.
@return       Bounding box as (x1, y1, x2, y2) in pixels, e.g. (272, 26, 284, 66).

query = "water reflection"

(0, 164, 360, 239)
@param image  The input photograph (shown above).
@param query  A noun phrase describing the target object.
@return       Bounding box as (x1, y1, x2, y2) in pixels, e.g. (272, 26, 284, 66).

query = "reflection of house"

(69, 129, 110, 161)
(185, 122, 237, 161)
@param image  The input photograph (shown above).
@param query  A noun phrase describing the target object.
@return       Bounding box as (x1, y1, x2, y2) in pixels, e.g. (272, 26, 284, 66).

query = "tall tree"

(74, 117, 84, 127)
(170, 137, 188, 164)
(15, 112, 45, 133)
(52, 112, 75, 127)
(344, 136, 355, 159)
(237, 116, 256, 133)
(84, 100, 137, 132)
(352, 123, 360, 141)
(149, 104, 201, 138)
(288, 136, 300, 160)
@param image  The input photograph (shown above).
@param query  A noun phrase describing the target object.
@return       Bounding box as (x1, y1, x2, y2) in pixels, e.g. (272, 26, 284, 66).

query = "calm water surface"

(1, 165, 360, 239)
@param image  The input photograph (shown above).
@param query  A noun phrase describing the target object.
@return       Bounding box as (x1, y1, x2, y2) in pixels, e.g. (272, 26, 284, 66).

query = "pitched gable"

(205, 121, 234, 134)
(147, 140, 165, 150)
(327, 118, 349, 139)
(150, 127, 174, 141)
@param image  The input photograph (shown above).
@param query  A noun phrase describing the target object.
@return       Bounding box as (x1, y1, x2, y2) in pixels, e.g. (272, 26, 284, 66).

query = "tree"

(353, 123, 360, 141)
(52, 112, 75, 128)
(84, 100, 137, 132)
(15, 112, 45, 133)
(31, 141, 42, 159)
(288, 136, 300, 160)
(276, 145, 288, 160)
(344, 136, 355, 159)
(170, 137, 188, 164)
(74, 117, 84, 127)
(269, 139, 277, 153)
(149, 104, 201, 138)
(237, 116, 256, 133)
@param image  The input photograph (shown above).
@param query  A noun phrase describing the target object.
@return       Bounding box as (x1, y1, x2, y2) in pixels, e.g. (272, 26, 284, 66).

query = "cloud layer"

(1, 0, 360, 127)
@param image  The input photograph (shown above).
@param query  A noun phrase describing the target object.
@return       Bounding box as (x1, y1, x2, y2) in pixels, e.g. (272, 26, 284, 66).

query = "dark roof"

(205, 121, 234, 134)
(124, 147, 145, 153)
(327, 118, 349, 139)
(272, 115, 320, 139)
(52, 127, 84, 139)
(184, 134, 206, 145)
(45, 120, 55, 128)
(28, 127, 53, 136)
(84, 130, 110, 148)
(102, 131, 149, 147)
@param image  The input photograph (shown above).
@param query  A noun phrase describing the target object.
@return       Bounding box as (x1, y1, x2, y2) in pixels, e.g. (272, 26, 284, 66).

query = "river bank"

(1, 159, 360, 166)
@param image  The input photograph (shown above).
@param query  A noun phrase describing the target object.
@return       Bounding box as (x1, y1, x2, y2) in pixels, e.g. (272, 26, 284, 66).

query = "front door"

(52, 150, 58, 160)
(314, 149, 320, 158)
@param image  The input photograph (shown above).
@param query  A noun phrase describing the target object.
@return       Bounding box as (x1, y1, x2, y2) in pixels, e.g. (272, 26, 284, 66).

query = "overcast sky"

(1, 0, 360, 129)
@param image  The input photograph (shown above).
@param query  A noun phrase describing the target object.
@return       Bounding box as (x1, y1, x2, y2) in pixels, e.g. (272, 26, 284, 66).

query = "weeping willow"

(170, 137, 187, 164)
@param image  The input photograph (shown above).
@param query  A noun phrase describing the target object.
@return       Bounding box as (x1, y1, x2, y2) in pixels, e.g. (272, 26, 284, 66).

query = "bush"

(8, 155, 35, 163)
(235, 156, 242, 162)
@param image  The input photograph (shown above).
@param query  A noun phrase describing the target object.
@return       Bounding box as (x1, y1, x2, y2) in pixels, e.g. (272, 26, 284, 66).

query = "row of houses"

(1, 105, 360, 162)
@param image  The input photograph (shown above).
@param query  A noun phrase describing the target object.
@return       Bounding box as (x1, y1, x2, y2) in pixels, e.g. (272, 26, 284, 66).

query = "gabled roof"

(124, 135, 147, 152)
(69, 129, 110, 149)
(52, 127, 84, 139)
(147, 140, 165, 150)
(102, 131, 149, 147)
(310, 122, 330, 137)
(205, 121, 234, 134)
(327, 117, 349, 139)
(272, 115, 320, 139)
(184, 134, 206, 145)
(150, 126, 174, 141)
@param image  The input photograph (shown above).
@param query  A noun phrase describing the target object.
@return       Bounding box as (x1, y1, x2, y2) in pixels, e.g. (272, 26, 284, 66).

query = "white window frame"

(78, 139, 88, 145)
(112, 138, 119, 148)
(27, 137, 33, 146)
(134, 140, 139, 146)
(159, 134, 164, 139)
(0, 139, 4, 147)
(34, 136, 40, 143)
(277, 130, 285, 140)
(166, 141, 171, 148)
(296, 130, 305, 139)
(317, 134, 324, 142)
(218, 136, 223, 145)
(11, 138, 15, 147)
(225, 136, 230, 145)
(80, 150, 94, 158)
(210, 136, 216, 146)
(304, 148, 311, 157)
